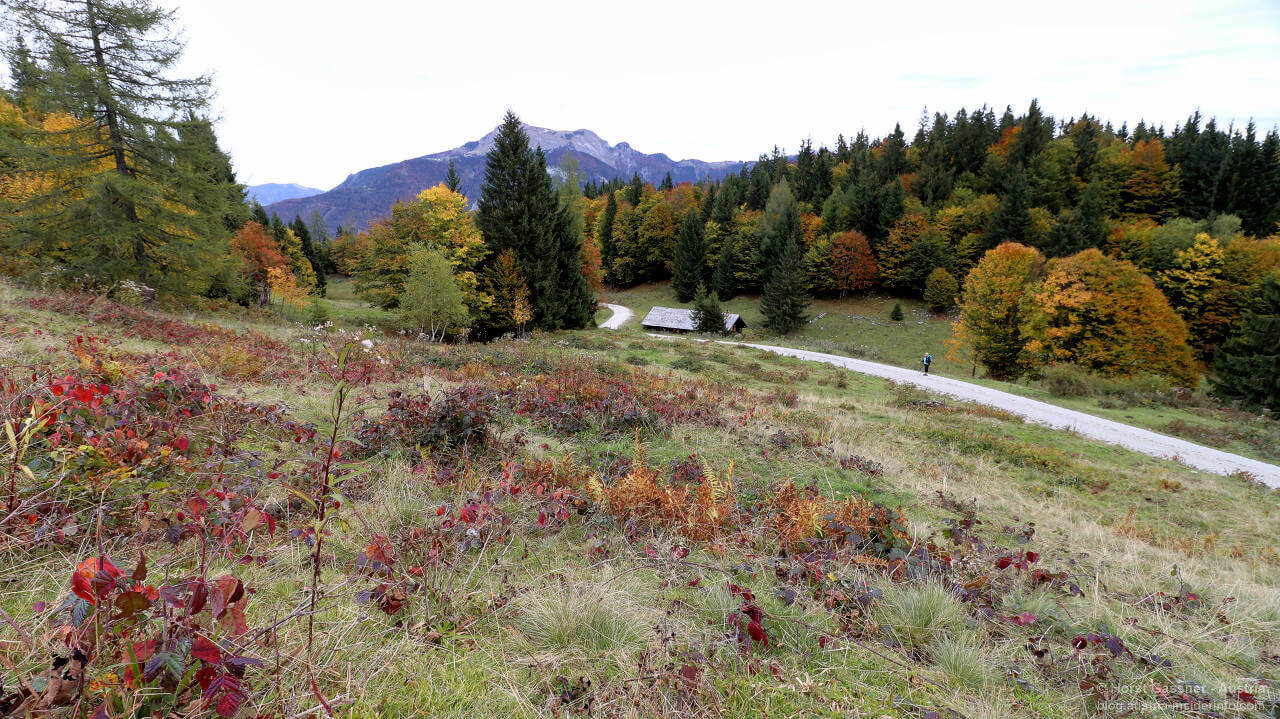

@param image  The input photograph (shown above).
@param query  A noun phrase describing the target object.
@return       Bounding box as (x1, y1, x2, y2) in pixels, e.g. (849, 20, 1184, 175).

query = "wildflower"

(361, 339, 374, 349)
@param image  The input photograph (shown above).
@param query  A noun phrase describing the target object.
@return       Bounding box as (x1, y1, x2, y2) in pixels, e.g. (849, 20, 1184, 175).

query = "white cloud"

(158, 0, 1280, 189)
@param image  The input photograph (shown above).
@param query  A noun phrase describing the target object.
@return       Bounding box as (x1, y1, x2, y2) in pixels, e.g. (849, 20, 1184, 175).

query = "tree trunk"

(86, 0, 144, 268)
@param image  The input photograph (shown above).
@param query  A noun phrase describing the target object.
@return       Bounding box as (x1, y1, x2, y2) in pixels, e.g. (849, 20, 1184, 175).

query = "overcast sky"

(155, 0, 1280, 190)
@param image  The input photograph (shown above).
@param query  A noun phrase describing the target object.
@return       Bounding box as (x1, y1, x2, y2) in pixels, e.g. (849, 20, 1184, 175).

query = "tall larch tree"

(0, 0, 239, 293)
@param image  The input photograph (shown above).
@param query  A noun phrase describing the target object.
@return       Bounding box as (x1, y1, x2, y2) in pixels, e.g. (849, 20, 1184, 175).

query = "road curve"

(598, 303, 634, 329)
(597, 303, 1278, 487)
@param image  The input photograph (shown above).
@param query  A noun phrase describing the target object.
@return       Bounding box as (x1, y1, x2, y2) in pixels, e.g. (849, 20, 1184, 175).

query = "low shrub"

(1041, 363, 1093, 398)
(355, 385, 493, 457)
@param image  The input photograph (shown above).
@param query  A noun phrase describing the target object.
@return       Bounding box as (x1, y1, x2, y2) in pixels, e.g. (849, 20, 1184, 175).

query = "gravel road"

(597, 303, 1280, 488)
(598, 303, 634, 329)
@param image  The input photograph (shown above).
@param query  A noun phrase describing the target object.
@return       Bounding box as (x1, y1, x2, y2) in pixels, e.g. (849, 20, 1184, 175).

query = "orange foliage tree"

(828, 230, 878, 295)
(1023, 249, 1196, 385)
(230, 222, 289, 305)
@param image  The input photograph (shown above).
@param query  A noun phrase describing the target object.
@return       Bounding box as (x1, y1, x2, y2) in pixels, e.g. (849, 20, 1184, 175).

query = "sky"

(147, 0, 1280, 190)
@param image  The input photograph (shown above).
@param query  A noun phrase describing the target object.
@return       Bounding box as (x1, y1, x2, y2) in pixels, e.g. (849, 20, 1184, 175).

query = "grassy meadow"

(1, 279, 1278, 718)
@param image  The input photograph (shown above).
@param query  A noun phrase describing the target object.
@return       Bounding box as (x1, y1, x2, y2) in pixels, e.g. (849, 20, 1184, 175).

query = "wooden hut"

(639, 306, 746, 334)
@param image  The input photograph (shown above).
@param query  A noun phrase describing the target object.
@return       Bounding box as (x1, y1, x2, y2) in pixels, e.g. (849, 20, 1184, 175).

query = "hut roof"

(640, 306, 744, 332)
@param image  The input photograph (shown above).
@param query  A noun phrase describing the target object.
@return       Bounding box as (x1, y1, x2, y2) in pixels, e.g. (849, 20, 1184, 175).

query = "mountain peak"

(265, 124, 747, 231)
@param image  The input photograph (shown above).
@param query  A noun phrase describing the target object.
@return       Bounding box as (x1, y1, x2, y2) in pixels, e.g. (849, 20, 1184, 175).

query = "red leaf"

(1024, 551, 1039, 564)
(174, 435, 190, 452)
(994, 556, 1013, 570)
(192, 635, 222, 664)
(1010, 612, 1037, 626)
(72, 557, 123, 604)
(747, 619, 768, 646)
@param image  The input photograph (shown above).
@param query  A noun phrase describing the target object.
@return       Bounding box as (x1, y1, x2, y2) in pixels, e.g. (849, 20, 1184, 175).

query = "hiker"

(922, 352, 932, 375)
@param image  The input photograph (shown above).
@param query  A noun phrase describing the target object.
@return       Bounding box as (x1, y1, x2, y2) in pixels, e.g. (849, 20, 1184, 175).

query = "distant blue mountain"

(265, 125, 748, 232)
(248, 183, 324, 206)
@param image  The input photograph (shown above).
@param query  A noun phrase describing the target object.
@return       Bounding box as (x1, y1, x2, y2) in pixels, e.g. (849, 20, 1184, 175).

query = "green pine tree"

(659, 172, 673, 192)
(890, 303, 904, 322)
(290, 215, 326, 296)
(760, 230, 810, 334)
(713, 243, 737, 301)
(598, 192, 618, 284)
(758, 180, 802, 271)
(445, 160, 462, 193)
(671, 209, 706, 302)
(691, 284, 726, 334)
(626, 173, 644, 205)
(1044, 179, 1106, 257)
(476, 111, 592, 331)
(981, 166, 1033, 249)
(1212, 275, 1280, 408)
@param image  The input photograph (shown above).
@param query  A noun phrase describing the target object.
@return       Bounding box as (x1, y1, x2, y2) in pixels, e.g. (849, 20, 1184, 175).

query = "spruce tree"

(691, 284, 726, 334)
(1044, 179, 1106, 257)
(626, 173, 644, 205)
(713, 243, 736, 301)
(700, 184, 717, 223)
(445, 160, 462, 193)
(671, 209, 706, 302)
(1212, 275, 1280, 408)
(981, 166, 1032, 249)
(476, 111, 592, 330)
(758, 180, 802, 271)
(890, 303, 904, 322)
(251, 201, 271, 227)
(1, 0, 233, 292)
(290, 215, 326, 295)
(659, 171, 673, 192)
(760, 231, 809, 334)
(598, 192, 618, 284)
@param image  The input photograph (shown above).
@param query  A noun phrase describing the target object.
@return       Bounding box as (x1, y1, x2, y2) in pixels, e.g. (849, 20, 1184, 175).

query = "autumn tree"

(482, 248, 531, 335)
(808, 229, 877, 296)
(923, 268, 959, 312)
(1156, 232, 1225, 340)
(354, 184, 489, 315)
(399, 244, 470, 341)
(953, 242, 1045, 380)
(1023, 249, 1195, 385)
(672, 209, 707, 302)
(1212, 274, 1280, 408)
(230, 221, 289, 305)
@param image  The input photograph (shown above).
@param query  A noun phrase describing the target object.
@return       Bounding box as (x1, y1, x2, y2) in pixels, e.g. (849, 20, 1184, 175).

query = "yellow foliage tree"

(1023, 249, 1196, 385)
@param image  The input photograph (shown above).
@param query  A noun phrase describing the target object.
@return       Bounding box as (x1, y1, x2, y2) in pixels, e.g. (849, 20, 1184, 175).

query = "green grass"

(307, 275, 395, 326)
(602, 282, 966, 373)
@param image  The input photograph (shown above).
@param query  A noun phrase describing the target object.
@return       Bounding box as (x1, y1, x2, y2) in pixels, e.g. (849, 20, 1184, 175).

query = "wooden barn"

(640, 306, 747, 334)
